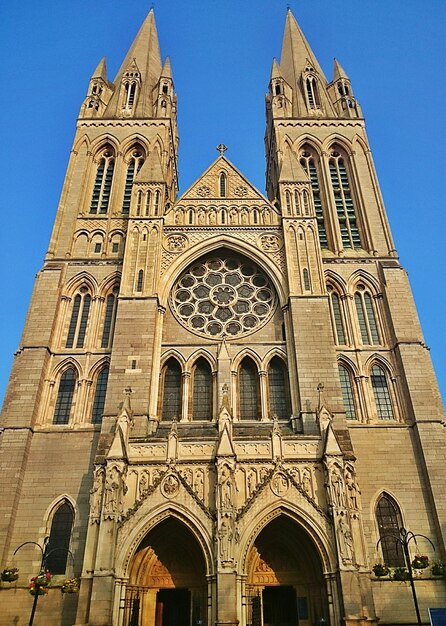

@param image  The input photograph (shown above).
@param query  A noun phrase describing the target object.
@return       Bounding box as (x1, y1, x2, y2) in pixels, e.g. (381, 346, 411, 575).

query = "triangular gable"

(177, 155, 275, 207)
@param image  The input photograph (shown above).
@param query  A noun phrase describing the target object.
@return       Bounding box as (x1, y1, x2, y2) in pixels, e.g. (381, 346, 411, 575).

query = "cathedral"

(1, 8, 445, 626)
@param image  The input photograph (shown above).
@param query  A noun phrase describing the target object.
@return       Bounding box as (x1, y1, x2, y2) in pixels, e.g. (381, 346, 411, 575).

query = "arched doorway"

(245, 516, 328, 626)
(124, 517, 208, 626)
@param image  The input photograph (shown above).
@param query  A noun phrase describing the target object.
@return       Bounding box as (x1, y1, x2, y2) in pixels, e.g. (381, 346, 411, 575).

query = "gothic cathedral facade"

(1, 9, 445, 626)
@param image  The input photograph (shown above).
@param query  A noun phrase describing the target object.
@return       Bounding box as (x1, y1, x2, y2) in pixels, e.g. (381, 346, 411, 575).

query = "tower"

(1, 8, 445, 626)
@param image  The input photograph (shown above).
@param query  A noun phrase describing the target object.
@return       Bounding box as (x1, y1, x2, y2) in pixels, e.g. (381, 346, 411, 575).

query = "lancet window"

(327, 284, 347, 344)
(239, 357, 260, 420)
(122, 149, 145, 215)
(53, 368, 77, 425)
(376, 494, 405, 566)
(161, 358, 182, 420)
(66, 287, 91, 348)
(329, 148, 361, 248)
(268, 357, 291, 420)
(89, 147, 115, 215)
(371, 364, 394, 420)
(46, 501, 74, 574)
(91, 366, 109, 424)
(192, 358, 213, 420)
(101, 288, 118, 348)
(354, 283, 380, 345)
(305, 75, 320, 109)
(219, 173, 227, 198)
(338, 364, 357, 420)
(300, 148, 328, 248)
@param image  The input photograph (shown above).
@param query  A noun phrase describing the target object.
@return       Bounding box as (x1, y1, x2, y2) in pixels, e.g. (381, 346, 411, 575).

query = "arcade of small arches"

(159, 353, 291, 423)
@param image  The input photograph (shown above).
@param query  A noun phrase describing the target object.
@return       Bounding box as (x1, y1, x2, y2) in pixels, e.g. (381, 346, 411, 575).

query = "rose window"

(170, 254, 277, 338)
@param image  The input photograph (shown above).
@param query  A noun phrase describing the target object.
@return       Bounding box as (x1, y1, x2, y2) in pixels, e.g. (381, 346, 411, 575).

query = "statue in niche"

(194, 470, 204, 499)
(345, 466, 360, 510)
(209, 210, 217, 225)
(337, 514, 354, 563)
(241, 210, 248, 225)
(229, 208, 238, 224)
(219, 515, 233, 562)
(262, 207, 271, 224)
(331, 466, 346, 508)
(301, 468, 312, 498)
(139, 471, 149, 499)
(104, 465, 126, 517)
(247, 470, 257, 499)
(219, 464, 234, 509)
(198, 209, 206, 225)
(90, 467, 104, 520)
(174, 210, 183, 225)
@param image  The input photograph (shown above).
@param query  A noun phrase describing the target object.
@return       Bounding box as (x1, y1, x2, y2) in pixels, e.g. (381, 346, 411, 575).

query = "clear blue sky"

(0, 0, 445, 407)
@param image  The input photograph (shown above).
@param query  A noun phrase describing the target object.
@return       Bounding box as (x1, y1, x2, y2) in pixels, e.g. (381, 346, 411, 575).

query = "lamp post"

(377, 527, 435, 626)
(13, 537, 74, 626)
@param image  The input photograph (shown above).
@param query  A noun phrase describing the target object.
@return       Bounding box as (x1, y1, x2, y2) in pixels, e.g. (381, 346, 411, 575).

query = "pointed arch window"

(90, 148, 115, 215)
(268, 357, 291, 420)
(122, 149, 144, 215)
(239, 357, 260, 420)
(219, 173, 227, 198)
(154, 190, 160, 216)
(46, 502, 74, 574)
(53, 369, 76, 425)
(371, 364, 394, 420)
(145, 190, 152, 216)
(338, 364, 357, 420)
(305, 76, 320, 109)
(329, 149, 361, 248)
(91, 366, 109, 424)
(300, 149, 328, 248)
(161, 358, 182, 420)
(327, 285, 347, 344)
(376, 494, 405, 567)
(192, 358, 213, 420)
(101, 288, 118, 348)
(136, 270, 144, 293)
(354, 284, 380, 344)
(66, 288, 91, 348)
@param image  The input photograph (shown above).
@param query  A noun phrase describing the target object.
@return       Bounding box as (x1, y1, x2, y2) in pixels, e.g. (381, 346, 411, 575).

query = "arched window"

(66, 288, 91, 348)
(268, 357, 291, 419)
(338, 364, 357, 419)
(192, 358, 213, 420)
(294, 190, 300, 215)
(376, 494, 405, 566)
(303, 268, 311, 291)
(46, 501, 74, 574)
(145, 190, 152, 216)
(136, 190, 143, 216)
(122, 78, 139, 110)
(239, 357, 260, 420)
(219, 173, 227, 198)
(305, 76, 319, 108)
(101, 289, 118, 348)
(329, 148, 361, 248)
(327, 285, 346, 344)
(53, 369, 76, 424)
(154, 190, 160, 216)
(161, 358, 182, 420)
(300, 148, 328, 248)
(371, 364, 394, 420)
(90, 147, 115, 214)
(354, 283, 380, 344)
(122, 149, 144, 215)
(285, 191, 291, 215)
(136, 270, 144, 292)
(91, 366, 109, 424)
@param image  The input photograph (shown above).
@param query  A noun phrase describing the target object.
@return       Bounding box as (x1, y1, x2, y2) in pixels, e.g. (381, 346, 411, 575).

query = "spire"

(280, 10, 327, 87)
(92, 57, 107, 81)
(105, 9, 163, 117)
(270, 58, 281, 80)
(333, 58, 349, 82)
(160, 56, 173, 79)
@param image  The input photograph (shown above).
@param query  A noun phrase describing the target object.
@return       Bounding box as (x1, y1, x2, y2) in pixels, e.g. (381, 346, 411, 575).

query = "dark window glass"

(46, 502, 74, 574)
(268, 357, 291, 420)
(331, 292, 346, 344)
(192, 358, 212, 420)
(91, 367, 109, 424)
(101, 294, 117, 348)
(162, 359, 182, 420)
(371, 365, 394, 420)
(376, 494, 405, 567)
(76, 294, 91, 348)
(66, 295, 81, 348)
(239, 358, 259, 420)
(338, 365, 356, 419)
(53, 369, 76, 425)
(136, 270, 144, 292)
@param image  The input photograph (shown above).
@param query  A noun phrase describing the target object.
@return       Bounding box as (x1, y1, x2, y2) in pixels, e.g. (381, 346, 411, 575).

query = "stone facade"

(0, 9, 445, 626)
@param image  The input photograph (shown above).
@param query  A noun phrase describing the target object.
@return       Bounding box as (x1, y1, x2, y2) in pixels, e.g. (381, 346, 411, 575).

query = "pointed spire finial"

(217, 144, 228, 156)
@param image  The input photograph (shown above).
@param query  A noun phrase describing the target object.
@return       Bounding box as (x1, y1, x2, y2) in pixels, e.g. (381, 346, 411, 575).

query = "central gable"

(165, 156, 280, 227)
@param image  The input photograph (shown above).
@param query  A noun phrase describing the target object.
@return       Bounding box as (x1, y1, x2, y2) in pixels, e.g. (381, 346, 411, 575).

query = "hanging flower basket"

(29, 582, 48, 596)
(33, 569, 52, 587)
(393, 567, 410, 581)
(1, 567, 19, 582)
(372, 563, 389, 577)
(61, 578, 79, 594)
(432, 562, 445, 577)
(412, 555, 429, 570)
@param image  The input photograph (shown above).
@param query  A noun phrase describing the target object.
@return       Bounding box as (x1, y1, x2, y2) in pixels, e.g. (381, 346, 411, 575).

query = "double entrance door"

(155, 589, 191, 626)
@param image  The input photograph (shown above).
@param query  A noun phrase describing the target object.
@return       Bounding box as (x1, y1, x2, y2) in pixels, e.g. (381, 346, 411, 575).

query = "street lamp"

(377, 527, 435, 626)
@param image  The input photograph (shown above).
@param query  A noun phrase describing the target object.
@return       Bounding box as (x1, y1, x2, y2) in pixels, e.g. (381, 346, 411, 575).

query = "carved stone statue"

(90, 467, 104, 522)
(337, 515, 354, 563)
(219, 465, 234, 509)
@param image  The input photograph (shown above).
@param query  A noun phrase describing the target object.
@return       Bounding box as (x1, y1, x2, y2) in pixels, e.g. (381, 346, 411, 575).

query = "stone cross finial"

(216, 143, 227, 156)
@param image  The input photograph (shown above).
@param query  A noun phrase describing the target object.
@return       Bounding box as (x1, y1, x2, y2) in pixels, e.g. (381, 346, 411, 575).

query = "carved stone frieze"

(163, 233, 189, 253)
(129, 443, 167, 458)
